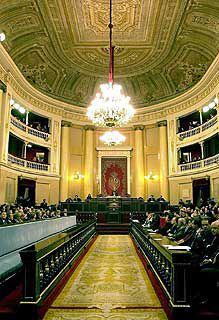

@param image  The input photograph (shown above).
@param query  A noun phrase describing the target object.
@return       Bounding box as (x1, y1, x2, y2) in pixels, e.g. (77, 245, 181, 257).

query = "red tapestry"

(101, 158, 127, 196)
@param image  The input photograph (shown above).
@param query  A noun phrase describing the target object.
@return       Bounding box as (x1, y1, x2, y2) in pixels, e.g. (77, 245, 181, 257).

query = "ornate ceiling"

(0, 0, 219, 108)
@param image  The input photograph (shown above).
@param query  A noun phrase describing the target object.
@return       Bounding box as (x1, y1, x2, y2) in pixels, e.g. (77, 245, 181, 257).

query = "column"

(158, 121, 169, 200)
(84, 126, 94, 197)
(134, 126, 145, 197)
(60, 121, 71, 201)
(199, 109, 203, 125)
(0, 82, 10, 163)
(200, 141, 204, 159)
(25, 111, 29, 126)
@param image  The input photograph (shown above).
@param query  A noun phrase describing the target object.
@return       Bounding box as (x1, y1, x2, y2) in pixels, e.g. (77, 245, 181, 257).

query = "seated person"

(112, 190, 118, 196)
(0, 211, 8, 225)
(73, 194, 82, 202)
(86, 193, 92, 201)
(40, 198, 48, 209)
(198, 220, 219, 308)
(143, 212, 160, 230)
(65, 197, 73, 202)
(178, 198, 185, 206)
(97, 193, 103, 198)
(147, 194, 156, 202)
(157, 195, 166, 202)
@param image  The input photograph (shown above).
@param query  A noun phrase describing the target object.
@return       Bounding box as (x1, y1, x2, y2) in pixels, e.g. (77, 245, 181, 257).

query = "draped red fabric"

(101, 158, 127, 196)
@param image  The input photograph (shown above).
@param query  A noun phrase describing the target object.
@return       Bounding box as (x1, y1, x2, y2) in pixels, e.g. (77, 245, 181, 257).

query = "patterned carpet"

(44, 235, 167, 320)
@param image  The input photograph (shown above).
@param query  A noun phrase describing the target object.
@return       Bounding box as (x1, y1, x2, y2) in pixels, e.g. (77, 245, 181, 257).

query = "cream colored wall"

(0, 165, 59, 204)
(36, 178, 59, 205)
(169, 168, 219, 205)
(68, 127, 85, 199)
(144, 126, 160, 199)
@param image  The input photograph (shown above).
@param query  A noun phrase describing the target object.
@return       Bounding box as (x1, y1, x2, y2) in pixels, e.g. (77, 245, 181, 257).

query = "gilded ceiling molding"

(0, 44, 218, 125)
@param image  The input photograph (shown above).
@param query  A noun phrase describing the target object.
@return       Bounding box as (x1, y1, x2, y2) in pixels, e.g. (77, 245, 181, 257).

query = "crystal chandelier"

(100, 130, 126, 146)
(86, 0, 135, 128)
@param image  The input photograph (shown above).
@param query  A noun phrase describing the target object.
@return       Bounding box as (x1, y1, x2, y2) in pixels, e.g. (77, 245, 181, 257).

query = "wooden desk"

(130, 221, 191, 316)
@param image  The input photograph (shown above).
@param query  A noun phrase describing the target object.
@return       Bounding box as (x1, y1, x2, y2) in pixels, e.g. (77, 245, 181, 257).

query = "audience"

(0, 201, 68, 226)
(140, 198, 219, 310)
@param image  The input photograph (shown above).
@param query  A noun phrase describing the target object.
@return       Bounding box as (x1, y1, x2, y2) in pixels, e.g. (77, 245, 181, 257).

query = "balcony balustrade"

(179, 153, 219, 172)
(8, 154, 50, 172)
(10, 115, 50, 141)
(178, 115, 217, 140)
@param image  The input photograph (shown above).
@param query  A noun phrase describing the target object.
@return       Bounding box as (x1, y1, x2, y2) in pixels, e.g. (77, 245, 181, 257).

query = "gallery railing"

(10, 115, 50, 141)
(130, 221, 191, 312)
(177, 115, 217, 140)
(8, 153, 50, 172)
(179, 153, 219, 172)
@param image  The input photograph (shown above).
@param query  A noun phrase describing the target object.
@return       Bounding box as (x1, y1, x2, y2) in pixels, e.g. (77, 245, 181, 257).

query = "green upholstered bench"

(0, 216, 76, 284)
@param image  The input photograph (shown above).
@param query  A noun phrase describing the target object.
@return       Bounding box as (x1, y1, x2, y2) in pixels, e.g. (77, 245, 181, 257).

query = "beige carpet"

(44, 235, 167, 319)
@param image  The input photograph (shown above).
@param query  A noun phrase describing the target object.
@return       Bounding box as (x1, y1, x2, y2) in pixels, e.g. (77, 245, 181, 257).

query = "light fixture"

(100, 130, 126, 146)
(0, 32, 6, 42)
(86, 0, 135, 128)
(144, 172, 159, 181)
(72, 172, 84, 180)
(10, 99, 26, 114)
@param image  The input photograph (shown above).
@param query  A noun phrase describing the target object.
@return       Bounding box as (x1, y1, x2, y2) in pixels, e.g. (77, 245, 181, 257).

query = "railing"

(178, 115, 217, 140)
(10, 115, 50, 141)
(10, 116, 26, 132)
(179, 160, 202, 172)
(130, 222, 191, 311)
(178, 127, 200, 140)
(204, 154, 219, 167)
(8, 153, 25, 167)
(20, 221, 96, 305)
(8, 154, 50, 172)
(178, 153, 219, 172)
(27, 127, 49, 140)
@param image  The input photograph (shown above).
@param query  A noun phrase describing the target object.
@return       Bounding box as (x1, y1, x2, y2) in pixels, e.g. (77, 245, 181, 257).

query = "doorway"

(193, 178, 210, 207)
(17, 177, 36, 206)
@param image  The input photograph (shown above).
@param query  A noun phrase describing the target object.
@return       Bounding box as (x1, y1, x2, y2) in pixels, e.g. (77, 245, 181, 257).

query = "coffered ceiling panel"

(0, 0, 218, 107)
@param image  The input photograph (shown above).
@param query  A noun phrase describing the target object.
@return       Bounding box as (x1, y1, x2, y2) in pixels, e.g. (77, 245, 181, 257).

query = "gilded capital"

(61, 120, 72, 127)
(133, 125, 144, 131)
(84, 125, 95, 131)
(158, 120, 167, 127)
(0, 80, 7, 93)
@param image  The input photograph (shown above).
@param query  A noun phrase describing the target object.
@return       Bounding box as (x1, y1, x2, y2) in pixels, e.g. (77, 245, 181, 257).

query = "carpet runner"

(43, 235, 167, 319)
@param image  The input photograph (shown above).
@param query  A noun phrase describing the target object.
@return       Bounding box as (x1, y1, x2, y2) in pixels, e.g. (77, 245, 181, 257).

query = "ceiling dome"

(0, 0, 218, 108)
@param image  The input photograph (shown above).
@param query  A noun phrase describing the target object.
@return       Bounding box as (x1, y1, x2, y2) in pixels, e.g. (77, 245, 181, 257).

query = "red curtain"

(101, 158, 127, 196)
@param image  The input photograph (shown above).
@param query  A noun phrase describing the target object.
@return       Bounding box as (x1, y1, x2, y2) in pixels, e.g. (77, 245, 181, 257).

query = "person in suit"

(112, 190, 118, 196)
(73, 195, 82, 202)
(40, 199, 48, 209)
(199, 220, 219, 309)
(157, 195, 165, 202)
(147, 195, 156, 202)
(86, 194, 92, 201)
(0, 211, 8, 225)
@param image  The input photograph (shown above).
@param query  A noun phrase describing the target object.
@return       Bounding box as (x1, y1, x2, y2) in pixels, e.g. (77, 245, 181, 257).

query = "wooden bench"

(0, 216, 76, 287)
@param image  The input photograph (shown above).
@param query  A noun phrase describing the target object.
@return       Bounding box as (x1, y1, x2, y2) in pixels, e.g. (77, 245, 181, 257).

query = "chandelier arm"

(109, 0, 114, 84)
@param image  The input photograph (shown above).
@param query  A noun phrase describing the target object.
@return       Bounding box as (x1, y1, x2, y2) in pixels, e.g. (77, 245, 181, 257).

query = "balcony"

(10, 116, 50, 142)
(177, 116, 217, 141)
(8, 154, 50, 172)
(178, 153, 219, 172)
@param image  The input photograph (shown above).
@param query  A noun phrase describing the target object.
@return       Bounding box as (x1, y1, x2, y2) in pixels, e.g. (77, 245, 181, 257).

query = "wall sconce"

(144, 172, 159, 181)
(72, 172, 84, 180)
(0, 31, 6, 42)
